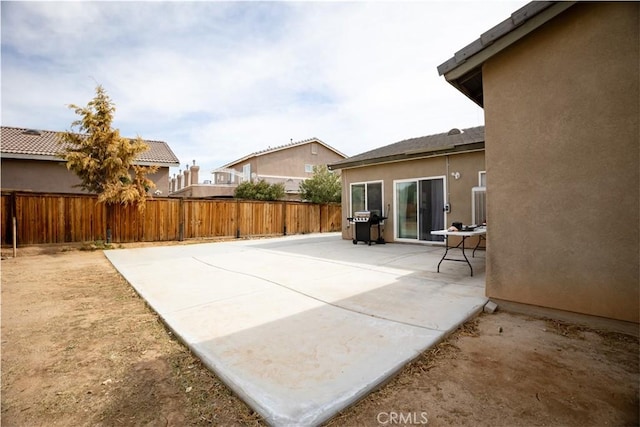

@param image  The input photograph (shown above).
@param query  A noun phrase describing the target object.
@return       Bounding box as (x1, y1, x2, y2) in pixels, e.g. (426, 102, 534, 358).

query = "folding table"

(431, 227, 486, 276)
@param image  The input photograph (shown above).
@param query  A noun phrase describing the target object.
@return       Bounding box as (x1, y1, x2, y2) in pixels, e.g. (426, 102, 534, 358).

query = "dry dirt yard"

(1, 243, 638, 427)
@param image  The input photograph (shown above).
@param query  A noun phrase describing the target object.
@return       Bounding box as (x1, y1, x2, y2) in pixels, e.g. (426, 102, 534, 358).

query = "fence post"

(178, 198, 184, 241)
(235, 199, 240, 238)
(10, 191, 17, 247)
(282, 201, 287, 236)
(105, 203, 112, 244)
(12, 216, 17, 257)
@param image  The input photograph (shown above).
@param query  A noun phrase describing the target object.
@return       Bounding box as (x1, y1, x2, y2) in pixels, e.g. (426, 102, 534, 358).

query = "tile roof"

(0, 126, 180, 166)
(328, 126, 484, 170)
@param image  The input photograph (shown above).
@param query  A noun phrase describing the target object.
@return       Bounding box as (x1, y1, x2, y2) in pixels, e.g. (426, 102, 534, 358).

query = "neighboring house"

(202, 137, 347, 200)
(1, 126, 180, 195)
(329, 126, 485, 244)
(437, 2, 638, 323)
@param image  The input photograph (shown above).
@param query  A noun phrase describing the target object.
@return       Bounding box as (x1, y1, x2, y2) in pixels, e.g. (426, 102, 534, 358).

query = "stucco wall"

(339, 151, 485, 243)
(483, 2, 639, 322)
(170, 184, 235, 198)
(148, 167, 171, 196)
(1, 158, 172, 197)
(228, 142, 345, 180)
(1, 159, 85, 193)
(258, 143, 344, 178)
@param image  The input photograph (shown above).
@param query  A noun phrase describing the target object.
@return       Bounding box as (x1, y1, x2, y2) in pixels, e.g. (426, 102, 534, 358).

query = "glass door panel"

(395, 178, 445, 242)
(351, 184, 365, 215)
(396, 181, 417, 239)
(419, 179, 444, 242)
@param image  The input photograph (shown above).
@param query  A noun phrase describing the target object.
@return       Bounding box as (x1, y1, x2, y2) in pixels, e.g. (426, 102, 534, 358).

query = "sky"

(1, 0, 528, 180)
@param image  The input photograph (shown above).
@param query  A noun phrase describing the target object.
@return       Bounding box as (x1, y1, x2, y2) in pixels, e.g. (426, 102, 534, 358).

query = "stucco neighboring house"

(195, 137, 347, 200)
(438, 2, 638, 324)
(1, 126, 180, 195)
(329, 126, 485, 244)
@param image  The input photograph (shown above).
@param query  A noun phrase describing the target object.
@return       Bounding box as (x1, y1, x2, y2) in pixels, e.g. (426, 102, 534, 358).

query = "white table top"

(431, 227, 486, 237)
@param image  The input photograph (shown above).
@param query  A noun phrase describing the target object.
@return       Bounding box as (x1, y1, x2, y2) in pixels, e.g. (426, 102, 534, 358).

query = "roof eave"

(1, 152, 179, 167)
(136, 160, 180, 168)
(328, 142, 484, 170)
(0, 153, 64, 162)
(438, 1, 576, 106)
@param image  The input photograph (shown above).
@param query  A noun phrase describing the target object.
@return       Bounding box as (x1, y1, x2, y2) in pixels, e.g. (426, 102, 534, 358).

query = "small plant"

(80, 240, 115, 251)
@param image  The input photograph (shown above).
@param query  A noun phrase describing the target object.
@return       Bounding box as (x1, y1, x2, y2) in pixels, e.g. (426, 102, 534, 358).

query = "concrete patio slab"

(105, 233, 487, 426)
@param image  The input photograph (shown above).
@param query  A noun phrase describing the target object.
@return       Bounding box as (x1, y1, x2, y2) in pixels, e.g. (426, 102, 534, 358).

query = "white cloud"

(1, 1, 528, 179)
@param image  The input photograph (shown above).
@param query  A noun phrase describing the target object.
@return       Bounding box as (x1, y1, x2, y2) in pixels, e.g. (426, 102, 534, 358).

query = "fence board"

(1, 194, 12, 245)
(1, 192, 341, 245)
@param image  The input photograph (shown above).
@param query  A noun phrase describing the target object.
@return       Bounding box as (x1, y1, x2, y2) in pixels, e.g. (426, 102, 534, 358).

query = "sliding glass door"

(395, 177, 445, 242)
(396, 181, 417, 239)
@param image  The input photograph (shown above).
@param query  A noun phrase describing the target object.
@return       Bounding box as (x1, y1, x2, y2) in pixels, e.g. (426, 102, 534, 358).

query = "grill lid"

(353, 211, 371, 222)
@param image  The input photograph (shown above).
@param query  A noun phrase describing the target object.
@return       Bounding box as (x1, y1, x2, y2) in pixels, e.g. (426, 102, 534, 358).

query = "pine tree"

(57, 85, 158, 212)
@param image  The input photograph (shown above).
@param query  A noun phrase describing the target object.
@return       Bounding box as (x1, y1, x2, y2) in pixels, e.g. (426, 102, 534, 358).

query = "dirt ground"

(1, 243, 638, 427)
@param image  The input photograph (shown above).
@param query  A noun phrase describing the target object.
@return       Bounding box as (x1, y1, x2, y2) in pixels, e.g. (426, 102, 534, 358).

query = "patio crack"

(192, 256, 442, 332)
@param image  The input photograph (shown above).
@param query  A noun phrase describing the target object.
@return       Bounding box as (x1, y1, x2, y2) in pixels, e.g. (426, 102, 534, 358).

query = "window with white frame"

(305, 164, 314, 173)
(350, 181, 383, 217)
(472, 170, 487, 225)
(243, 164, 251, 182)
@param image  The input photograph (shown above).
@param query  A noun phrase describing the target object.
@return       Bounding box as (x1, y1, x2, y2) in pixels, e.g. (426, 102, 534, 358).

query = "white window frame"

(305, 164, 314, 173)
(478, 170, 486, 187)
(473, 171, 487, 226)
(472, 186, 487, 226)
(349, 180, 384, 217)
(393, 175, 447, 245)
(243, 164, 251, 182)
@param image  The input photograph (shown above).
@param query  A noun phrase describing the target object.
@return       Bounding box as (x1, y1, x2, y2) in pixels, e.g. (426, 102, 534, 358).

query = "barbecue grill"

(347, 211, 386, 245)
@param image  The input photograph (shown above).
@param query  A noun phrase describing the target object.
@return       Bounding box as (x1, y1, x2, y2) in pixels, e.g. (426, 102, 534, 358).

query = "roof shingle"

(0, 126, 180, 166)
(328, 126, 484, 170)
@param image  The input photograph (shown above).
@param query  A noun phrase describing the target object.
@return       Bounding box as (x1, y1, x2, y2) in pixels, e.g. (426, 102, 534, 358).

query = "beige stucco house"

(329, 126, 485, 245)
(194, 138, 347, 200)
(1, 126, 180, 195)
(438, 2, 638, 323)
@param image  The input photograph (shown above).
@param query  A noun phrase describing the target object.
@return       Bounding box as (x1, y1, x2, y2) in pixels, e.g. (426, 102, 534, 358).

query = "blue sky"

(1, 1, 528, 179)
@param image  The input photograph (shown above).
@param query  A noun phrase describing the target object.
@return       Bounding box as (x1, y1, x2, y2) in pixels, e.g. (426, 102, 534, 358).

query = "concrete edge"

(103, 248, 491, 426)
(316, 301, 488, 425)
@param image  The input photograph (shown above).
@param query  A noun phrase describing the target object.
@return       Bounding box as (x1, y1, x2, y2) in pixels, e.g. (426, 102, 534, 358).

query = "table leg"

(472, 235, 486, 258)
(461, 236, 473, 276)
(436, 235, 449, 273)
(436, 235, 474, 276)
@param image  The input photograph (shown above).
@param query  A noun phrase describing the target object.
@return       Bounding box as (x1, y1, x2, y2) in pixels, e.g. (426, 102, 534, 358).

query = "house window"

(350, 181, 383, 217)
(311, 143, 318, 155)
(305, 164, 314, 173)
(472, 187, 486, 225)
(473, 171, 487, 225)
(243, 164, 251, 182)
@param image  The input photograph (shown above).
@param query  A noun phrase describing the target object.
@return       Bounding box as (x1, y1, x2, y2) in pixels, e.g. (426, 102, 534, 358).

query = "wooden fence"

(1, 192, 342, 245)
